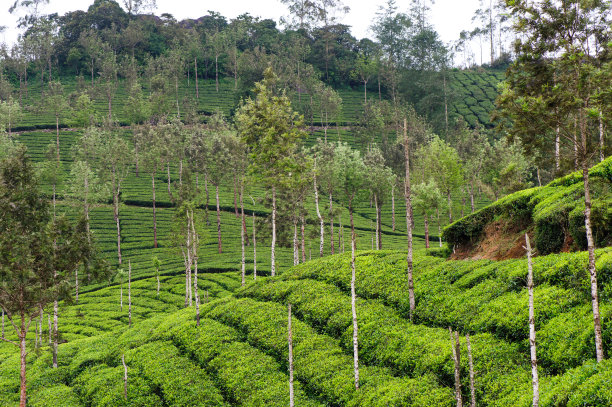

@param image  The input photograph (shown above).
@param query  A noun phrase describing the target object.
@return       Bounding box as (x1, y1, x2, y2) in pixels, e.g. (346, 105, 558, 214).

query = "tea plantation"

(2, 247, 612, 406)
(444, 156, 612, 256)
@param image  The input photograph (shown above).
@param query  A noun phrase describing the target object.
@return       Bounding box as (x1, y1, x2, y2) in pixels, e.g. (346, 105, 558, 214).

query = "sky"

(0, 0, 482, 47)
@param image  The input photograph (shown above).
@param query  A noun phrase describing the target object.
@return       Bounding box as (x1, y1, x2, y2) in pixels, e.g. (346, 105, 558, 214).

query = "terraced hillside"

(444, 156, 612, 259)
(448, 69, 505, 128)
(13, 70, 503, 132)
(2, 248, 612, 406)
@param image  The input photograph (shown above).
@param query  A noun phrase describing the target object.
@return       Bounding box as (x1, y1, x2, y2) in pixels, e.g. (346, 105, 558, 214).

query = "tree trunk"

(114, 189, 122, 265)
(447, 190, 453, 223)
(156, 271, 160, 296)
(600, 112, 605, 162)
(53, 300, 58, 368)
(122, 354, 128, 400)
(377, 199, 382, 249)
(216, 185, 222, 254)
(215, 55, 219, 93)
(349, 200, 359, 390)
(56, 115, 60, 163)
(424, 215, 430, 249)
(205, 173, 210, 225)
(293, 220, 299, 266)
(1, 309, 4, 339)
(329, 192, 335, 255)
(450, 328, 463, 407)
(175, 76, 180, 119)
(128, 260, 132, 327)
(179, 160, 183, 186)
(75, 267, 79, 304)
(555, 123, 560, 173)
(301, 215, 306, 263)
(167, 163, 173, 202)
(120, 281, 123, 310)
(288, 303, 295, 407)
(526, 234, 539, 407)
(438, 210, 443, 248)
(314, 161, 325, 257)
(152, 173, 157, 248)
(195, 58, 199, 99)
(470, 182, 475, 213)
(404, 118, 415, 321)
(583, 155, 604, 362)
(191, 209, 200, 326)
(251, 196, 257, 280)
(374, 195, 380, 250)
(233, 176, 239, 217)
(240, 183, 246, 287)
(271, 186, 277, 277)
(444, 73, 449, 135)
(391, 184, 395, 231)
(466, 333, 476, 407)
(84, 175, 90, 240)
(19, 319, 27, 407)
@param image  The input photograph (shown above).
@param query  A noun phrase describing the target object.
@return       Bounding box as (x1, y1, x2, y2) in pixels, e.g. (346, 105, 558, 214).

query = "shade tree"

(332, 141, 367, 389)
(236, 68, 306, 276)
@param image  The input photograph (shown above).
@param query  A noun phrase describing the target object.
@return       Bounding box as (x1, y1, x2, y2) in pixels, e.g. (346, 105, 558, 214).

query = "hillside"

(2, 249, 612, 405)
(12, 70, 503, 133)
(444, 156, 612, 259)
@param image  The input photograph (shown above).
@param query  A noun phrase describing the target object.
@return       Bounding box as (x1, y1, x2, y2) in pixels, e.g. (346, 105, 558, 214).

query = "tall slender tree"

(236, 68, 306, 276)
(332, 142, 367, 389)
(499, 0, 611, 362)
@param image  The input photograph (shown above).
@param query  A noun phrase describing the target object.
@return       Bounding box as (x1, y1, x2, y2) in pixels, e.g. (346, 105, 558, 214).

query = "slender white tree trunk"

(375, 195, 380, 250)
(293, 220, 299, 266)
(271, 186, 277, 276)
(391, 184, 396, 231)
(152, 173, 157, 248)
(466, 333, 476, 407)
(404, 118, 415, 320)
(301, 215, 306, 263)
(526, 234, 539, 407)
(191, 209, 200, 326)
(555, 123, 561, 172)
(250, 196, 257, 280)
(19, 320, 27, 407)
(350, 201, 359, 390)
(128, 260, 132, 327)
(314, 160, 325, 257)
(600, 112, 605, 162)
(288, 303, 295, 407)
(75, 268, 79, 304)
(195, 58, 199, 99)
(240, 184, 246, 287)
(583, 160, 604, 362)
(329, 192, 335, 255)
(53, 300, 58, 368)
(113, 187, 122, 265)
(122, 354, 128, 400)
(216, 185, 222, 254)
(156, 269, 160, 296)
(450, 328, 463, 407)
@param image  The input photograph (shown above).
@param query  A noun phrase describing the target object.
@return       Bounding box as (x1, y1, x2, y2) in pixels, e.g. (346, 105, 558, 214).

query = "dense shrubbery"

(443, 156, 612, 254)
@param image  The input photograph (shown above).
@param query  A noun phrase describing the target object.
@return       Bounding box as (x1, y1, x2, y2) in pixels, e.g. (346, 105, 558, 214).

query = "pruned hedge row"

(201, 296, 455, 406)
(443, 156, 612, 254)
(236, 277, 532, 405)
(284, 250, 612, 373)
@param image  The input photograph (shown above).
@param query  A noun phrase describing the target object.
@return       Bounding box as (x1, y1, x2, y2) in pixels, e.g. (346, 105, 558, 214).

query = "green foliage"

(444, 156, 612, 254)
